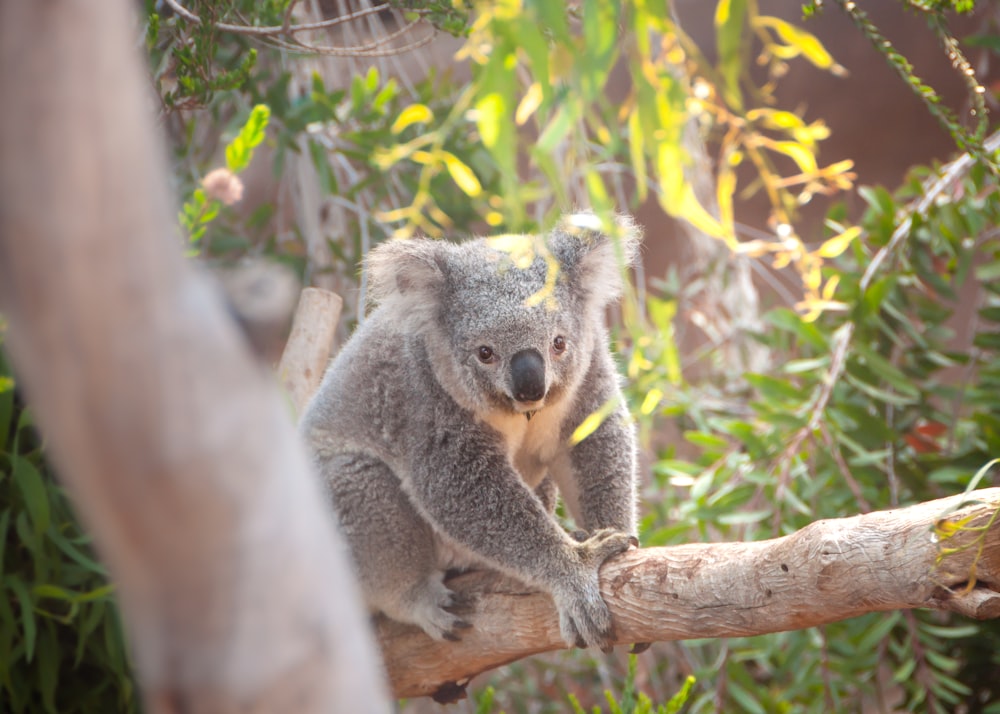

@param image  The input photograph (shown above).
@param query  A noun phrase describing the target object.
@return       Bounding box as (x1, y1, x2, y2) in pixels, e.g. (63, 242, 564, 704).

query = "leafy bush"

(0, 328, 138, 713)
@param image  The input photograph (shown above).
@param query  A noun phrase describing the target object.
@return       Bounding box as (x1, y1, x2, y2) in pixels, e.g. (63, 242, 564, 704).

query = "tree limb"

(377, 489, 1000, 701)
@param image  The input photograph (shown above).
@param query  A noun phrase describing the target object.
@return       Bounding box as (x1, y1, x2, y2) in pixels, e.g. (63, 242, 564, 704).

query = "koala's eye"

(477, 346, 496, 364)
(552, 335, 567, 354)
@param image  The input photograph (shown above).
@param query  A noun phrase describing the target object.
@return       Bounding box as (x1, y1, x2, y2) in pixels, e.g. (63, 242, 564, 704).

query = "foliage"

(0, 326, 137, 714)
(4, 0, 1000, 713)
(180, 103, 271, 249)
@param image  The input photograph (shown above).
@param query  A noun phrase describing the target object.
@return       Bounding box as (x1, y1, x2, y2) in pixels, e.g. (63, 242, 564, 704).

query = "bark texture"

(0, 2, 389, 712)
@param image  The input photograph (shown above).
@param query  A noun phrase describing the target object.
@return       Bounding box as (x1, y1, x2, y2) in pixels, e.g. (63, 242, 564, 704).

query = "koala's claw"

(399, 573, 474, 642)
(551, 529, 636, 651)
(441, 623, 470, 642)
(576, 528, 634, 566)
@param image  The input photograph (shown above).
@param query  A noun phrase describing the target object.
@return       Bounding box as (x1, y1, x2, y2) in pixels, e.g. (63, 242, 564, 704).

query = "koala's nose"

(510, 348, 546, 402)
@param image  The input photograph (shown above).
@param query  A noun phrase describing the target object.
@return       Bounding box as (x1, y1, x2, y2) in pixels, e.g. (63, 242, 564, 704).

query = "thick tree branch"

(0, 2, 389, 711)
(378, 489, 1000, 700)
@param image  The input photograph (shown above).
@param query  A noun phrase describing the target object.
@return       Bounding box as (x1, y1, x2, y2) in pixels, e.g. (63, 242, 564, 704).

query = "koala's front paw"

(554, 529, 634, 652)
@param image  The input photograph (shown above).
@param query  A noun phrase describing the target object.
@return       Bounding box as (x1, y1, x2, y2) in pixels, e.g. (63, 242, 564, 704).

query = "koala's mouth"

(512, 396, 545, 413)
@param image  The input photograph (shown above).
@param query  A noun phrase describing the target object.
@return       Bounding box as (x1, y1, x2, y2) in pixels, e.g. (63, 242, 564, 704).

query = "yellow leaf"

(488, 234, 536, 268)
(569, 398, 621, 445)
(515, 82, 543, 126)
(747, 108, 805, 130)
(771, 141, 818, 174)
(391, 104, 434, 134)
(375, 206, 413, 223)
(410, 150, 435, 165)
(441, 152, 482, 197)
(717, 159, 737, 241)
(475, 93, 505, 148)
(754, 16, 835, 70)
(804, 264, 822, 293)
(822, 274, 841, 300)
(641, 388, 664, 416)
(817, 226, 861, 258)
(772, 251, 793, 270)
(715, 0, 731, 25)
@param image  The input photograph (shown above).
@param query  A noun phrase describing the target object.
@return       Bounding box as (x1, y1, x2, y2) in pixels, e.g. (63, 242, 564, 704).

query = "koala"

(300, 214, 640, 652)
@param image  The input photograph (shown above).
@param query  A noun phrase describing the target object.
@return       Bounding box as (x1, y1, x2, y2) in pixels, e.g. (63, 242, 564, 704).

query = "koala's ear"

(551, 213, 642, 307)
(365, 239, 448, 319)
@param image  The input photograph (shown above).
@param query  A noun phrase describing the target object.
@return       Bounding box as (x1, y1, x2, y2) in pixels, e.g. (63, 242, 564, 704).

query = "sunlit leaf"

(475, 92, 505, 148)
(515, 82, 543, 126)
(755, 16, 836, 70)
(817, 226, 862, 258)
(391, 103, 434, 134)
(570, 398, 621, 445)
(441, 152, 482, 197)
(771, 140, 818, 174)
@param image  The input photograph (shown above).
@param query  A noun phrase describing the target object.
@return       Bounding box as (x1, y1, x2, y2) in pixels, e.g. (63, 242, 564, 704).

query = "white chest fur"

(480, 400, 572, 490)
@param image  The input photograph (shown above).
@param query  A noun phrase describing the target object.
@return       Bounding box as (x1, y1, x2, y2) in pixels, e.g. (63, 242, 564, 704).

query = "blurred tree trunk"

(0, 2, 390, 712)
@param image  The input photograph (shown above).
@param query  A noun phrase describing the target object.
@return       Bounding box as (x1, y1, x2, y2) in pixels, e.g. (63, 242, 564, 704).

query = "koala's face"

(436, 237, 595, 416)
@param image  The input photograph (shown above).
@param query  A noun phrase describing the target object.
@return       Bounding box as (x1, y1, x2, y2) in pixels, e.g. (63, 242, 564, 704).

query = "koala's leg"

(322, 453, 471, 641)
(534, 475, 558, 514)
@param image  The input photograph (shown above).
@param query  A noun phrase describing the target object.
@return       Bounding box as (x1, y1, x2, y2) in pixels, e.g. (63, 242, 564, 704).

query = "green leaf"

(716, 0, 748, 108)
(8, 576, 36, 662)
(764, 308, 829, 350)
(537, 101, 578, 153)
(13, 454, 50, 536)
(35, 623, 59, 714)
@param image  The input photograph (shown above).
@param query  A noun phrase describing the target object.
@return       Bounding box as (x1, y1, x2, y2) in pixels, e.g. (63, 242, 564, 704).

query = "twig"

(161, 0, 435, 57)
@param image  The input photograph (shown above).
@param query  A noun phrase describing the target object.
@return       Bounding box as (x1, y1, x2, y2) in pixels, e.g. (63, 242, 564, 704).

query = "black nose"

(510, 348, 546, 402)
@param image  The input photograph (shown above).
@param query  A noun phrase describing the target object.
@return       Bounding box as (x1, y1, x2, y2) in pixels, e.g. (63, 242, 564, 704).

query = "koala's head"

(367, 214, 641, 416)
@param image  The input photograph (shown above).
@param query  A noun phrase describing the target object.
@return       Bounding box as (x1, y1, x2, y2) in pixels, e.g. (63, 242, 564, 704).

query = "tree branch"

(377, 489, 1000, 701)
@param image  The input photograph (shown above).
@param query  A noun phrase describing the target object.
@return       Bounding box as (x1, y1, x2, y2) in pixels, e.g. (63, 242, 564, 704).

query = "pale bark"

(277, 288, 343, 415)
(0, 2, 389, 712)
(379, 489, 1000, 701)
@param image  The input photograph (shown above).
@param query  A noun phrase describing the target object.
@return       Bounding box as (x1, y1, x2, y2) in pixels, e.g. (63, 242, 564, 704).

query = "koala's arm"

(561, 346, 638, 537)
(406, 418, 632, 650)
(408, 423, 582, 578)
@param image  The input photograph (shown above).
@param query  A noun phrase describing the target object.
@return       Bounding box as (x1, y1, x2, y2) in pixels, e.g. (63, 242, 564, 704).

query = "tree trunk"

(0, 2, 390, 712)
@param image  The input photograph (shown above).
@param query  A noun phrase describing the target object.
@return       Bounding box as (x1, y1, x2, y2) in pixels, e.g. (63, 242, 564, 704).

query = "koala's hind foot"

(380, 571, 472, 642)
(553, 528, 636, 653)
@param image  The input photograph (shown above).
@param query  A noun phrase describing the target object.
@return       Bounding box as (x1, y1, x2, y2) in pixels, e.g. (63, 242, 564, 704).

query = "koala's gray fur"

(300, 214, 641, 651)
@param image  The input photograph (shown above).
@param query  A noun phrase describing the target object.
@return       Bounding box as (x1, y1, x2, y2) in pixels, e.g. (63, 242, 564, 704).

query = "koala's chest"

(481, 405, 570, 489)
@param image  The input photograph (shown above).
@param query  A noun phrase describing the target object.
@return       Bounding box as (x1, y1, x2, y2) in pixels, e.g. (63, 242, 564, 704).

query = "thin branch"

(161, 0, 435, 57)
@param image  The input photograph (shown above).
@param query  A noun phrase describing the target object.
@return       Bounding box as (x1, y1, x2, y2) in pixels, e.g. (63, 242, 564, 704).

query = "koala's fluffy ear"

(365, 239, 448, 326)
(551, 213, 642, 309)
